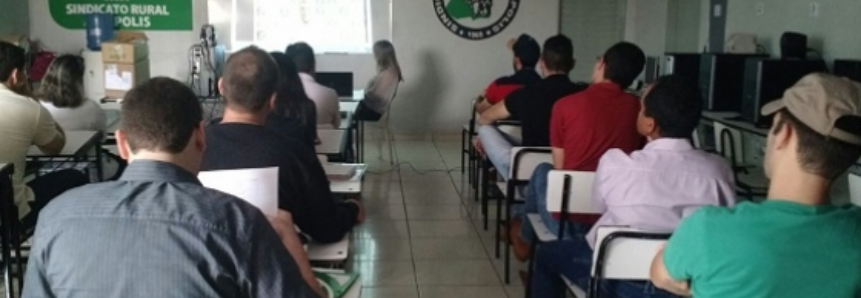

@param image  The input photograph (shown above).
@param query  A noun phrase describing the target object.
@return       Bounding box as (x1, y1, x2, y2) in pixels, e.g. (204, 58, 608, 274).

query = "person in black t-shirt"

(201, 46, 364, 244)
(475, 35, 587, 178)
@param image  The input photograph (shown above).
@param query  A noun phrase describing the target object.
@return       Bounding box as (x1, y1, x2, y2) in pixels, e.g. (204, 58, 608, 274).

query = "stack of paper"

(198, 167, 279, 217)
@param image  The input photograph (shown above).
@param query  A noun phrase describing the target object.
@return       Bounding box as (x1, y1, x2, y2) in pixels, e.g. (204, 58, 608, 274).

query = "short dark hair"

(772, 110, 861, 180)
(37, 55, 86, 108)
(542, 35, 574, 73)
(643, 75, 703, 139)
(285, 42, 316, 73)
(121, 77, 203, 154)
(0, 41, 26, 82)
(602, 42, 646, 88)
(221, 46, 280, 112)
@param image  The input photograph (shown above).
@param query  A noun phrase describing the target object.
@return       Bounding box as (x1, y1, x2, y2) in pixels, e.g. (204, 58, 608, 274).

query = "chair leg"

(503, 192, 513, 284)
(494, 180, 503, 257)
(481, 158, 490, 232)
(524, 234, 540, 298)
(460, 130, 466, 173)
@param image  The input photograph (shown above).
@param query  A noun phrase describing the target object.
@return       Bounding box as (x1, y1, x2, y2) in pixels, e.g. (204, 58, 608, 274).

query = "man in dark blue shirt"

(202, 46, 363, 244)
(23, 77, 318, 298)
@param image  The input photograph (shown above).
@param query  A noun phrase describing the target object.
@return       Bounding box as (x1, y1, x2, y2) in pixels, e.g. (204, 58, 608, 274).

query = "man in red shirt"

(510, 42, 647, 260)
(474, 34, 541, 113)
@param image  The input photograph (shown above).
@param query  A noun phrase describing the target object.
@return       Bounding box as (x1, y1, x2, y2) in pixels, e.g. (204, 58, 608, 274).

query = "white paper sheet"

(198, 167, 279, 217)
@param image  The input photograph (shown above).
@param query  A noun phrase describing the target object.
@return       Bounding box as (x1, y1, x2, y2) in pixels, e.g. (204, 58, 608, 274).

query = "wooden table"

(28, 131, 105, 181)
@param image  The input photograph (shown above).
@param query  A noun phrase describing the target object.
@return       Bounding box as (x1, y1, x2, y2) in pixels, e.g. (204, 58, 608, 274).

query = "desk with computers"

(647, 32, 860, 203)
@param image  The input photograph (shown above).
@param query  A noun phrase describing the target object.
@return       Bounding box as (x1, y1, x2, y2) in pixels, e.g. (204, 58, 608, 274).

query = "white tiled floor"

(354, 135, 528, 298)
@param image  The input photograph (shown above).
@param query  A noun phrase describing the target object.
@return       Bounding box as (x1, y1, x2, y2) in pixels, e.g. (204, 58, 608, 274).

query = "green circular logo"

(433, 0, 520, 40)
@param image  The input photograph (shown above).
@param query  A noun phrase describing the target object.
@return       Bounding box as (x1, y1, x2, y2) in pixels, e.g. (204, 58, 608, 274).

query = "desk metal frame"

(0, 164, 19, 298)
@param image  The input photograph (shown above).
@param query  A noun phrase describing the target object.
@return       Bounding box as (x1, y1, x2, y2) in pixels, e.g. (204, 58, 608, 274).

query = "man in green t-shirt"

(649, 73, 861, 298)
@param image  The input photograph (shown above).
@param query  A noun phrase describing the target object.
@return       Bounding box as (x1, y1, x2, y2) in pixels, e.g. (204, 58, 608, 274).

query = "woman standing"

(37, 55, 107, 131)
(356, 40, 404, 121)
(267, 52, 318, 147)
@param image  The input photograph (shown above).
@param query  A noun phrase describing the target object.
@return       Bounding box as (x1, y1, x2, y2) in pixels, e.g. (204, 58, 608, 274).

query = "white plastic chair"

(365, 84, 400, 165)
(524, 170, 597, 295)
(307, 233, 351, 269)
(564, 227, 670, 298)
(489, 147, 551, 284)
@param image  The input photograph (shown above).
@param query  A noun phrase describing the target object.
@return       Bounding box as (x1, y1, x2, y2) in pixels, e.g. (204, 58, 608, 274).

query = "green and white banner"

(49, 0, 193, 30)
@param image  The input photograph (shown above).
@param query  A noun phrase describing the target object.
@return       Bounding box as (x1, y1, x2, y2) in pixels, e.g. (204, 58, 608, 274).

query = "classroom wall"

(724, 0, 861, 62)
(665, 0, 703, 53)
(388, 0, 561, 133)
(26, 0, 557, 134)
(0, 0, 30, 37)
(28, 0, 209, 79)
(624, 0, 669, 57)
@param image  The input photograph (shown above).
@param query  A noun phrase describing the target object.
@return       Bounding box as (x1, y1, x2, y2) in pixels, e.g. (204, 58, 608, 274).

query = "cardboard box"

(104, 60, 150, 99)
(101, 31, 149, 64)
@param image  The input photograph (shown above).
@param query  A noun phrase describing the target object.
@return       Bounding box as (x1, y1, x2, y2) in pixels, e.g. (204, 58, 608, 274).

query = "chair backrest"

(546, 170, 597, 213)
(508, 147, 552, 181)
(590, 227, 670, 280)
(713, 123, 744, 164)
(496, 121, 522, 144)
(691, 127, 701, 149)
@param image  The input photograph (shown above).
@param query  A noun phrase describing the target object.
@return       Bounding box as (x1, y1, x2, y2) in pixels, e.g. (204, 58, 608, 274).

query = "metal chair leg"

(524, 233, 540, 298)
(461, 129, 467, 173)
(504, 194, 512, 284)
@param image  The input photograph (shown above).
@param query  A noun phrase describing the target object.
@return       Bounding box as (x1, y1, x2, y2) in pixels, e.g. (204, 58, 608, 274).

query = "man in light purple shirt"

(528, 75, 737, 298)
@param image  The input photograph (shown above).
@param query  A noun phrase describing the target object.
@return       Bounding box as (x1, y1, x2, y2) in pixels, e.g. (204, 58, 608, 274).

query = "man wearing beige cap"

(650, 73, 861, 298)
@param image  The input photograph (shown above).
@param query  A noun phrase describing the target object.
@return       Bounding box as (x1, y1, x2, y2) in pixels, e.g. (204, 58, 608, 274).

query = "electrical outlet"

(810, 2, 820, 18)
(755, 3, 765, 16)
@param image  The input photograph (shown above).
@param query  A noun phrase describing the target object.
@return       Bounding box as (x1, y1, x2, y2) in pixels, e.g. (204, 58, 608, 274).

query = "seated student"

(651, 73, 861, 298)
(286, 42, 340, 129)
(202, 46, 363, 244)
(37, 54, 107, 131)
(510, 42, 647, 260)
(529, 75, 737, 298)
(0, 42, 88, 230)
(22, 77, 320, 298)
(473, 34, 541, 114)
(356, 40, 404, 121)
(476, 34, 587, 177)
(267, 52, 318, 148)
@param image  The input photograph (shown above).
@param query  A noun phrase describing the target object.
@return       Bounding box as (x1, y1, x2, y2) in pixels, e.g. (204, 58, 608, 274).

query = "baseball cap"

(761, 73, 861, 145)
(507, 34, 540, 67)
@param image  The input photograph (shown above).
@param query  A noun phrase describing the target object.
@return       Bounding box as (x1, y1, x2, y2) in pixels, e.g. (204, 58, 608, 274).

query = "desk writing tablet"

(316, 130, 347, 155)
(27, 131, 102, 157)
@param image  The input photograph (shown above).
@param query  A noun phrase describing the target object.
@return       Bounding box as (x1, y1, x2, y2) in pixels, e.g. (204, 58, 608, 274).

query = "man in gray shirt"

(22, 77, 318, 298)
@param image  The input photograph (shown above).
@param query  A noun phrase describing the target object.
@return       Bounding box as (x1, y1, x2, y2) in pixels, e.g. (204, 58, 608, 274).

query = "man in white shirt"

(527, 75, 737, 297)
(0, 42, 88, 229)
(286, 42, 340, 129)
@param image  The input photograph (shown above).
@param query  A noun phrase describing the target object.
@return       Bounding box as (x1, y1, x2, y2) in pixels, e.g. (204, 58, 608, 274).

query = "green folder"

(314, 271, 360, 298)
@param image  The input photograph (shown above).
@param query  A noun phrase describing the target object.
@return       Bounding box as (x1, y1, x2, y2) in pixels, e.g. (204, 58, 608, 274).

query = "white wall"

(561, 0, 627, 82)
(725, 0, 861, 63)
(208, 0, 390, 96)
(28, 0, 209, 80)
(0, 0, 29, 37)
(388, 0, 560, 133)
(624, 0, 669, 57)
(28, 0, 559, 134)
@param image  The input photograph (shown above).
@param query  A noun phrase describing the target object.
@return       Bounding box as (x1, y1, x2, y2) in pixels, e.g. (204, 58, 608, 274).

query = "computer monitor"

(833, 60, 861, 83)
(741, 58, 828, 127)
(315, 72, 354, 97)
(644, 56, 660, 85)
(664, 53, 701, 81)
(699, 53, 768, 112)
